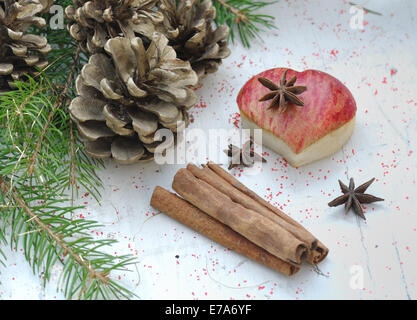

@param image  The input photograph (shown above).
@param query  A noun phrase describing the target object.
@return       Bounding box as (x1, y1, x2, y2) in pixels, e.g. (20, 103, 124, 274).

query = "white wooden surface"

(1, 0, 416, 300)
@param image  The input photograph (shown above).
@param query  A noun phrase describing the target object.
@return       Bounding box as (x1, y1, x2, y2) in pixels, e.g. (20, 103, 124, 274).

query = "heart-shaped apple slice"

(237, 68, 357, 167)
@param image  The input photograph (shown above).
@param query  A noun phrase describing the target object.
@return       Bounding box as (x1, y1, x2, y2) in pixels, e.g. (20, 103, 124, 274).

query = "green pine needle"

(214, 0, 277, 48)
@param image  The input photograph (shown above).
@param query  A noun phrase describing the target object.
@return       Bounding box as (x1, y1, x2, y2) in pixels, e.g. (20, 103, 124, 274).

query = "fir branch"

(69, 118, 76, 201)
(0, 175, 137, 299)
(0, 176, 107, 284)
(0, 59, 135, 300)
(213, 0, 277, 47)
(28, 47, 80, 177)
(215, 0, 250, 23)
(1, 1, 120, 298)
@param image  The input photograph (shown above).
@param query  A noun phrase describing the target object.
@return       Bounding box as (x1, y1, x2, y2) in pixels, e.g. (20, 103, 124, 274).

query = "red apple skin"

(237, 68, 357, 154)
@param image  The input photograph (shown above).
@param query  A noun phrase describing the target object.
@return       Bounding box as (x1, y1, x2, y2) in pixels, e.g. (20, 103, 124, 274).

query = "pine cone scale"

(0, 63, 13, 75)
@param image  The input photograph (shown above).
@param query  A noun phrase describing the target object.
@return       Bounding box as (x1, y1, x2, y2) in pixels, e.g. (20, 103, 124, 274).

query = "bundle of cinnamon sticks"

(150, 162, 328, 276)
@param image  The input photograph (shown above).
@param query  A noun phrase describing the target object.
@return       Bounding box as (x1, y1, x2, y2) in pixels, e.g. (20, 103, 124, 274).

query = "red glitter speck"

(330, 49, 339, 57)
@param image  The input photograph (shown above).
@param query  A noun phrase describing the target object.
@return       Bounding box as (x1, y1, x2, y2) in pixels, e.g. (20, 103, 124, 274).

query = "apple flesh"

(237, 68, 357, 167)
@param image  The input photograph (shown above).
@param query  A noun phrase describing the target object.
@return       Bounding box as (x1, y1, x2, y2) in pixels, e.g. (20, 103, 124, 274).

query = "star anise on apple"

(328, 178, 384, 220)
(224, 138, 266, 170)
(258, 69, 307, 113)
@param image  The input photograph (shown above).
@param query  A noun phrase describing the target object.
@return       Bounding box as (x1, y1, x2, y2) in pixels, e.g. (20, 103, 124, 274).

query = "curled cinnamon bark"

(151, 186, 299, 276)
(172, 168, 308, 265)
(205, 161, 329, 264)
(187, 163, 317, 248)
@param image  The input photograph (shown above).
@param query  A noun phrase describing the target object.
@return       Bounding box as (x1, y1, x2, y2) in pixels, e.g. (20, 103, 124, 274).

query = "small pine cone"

(0, 0, 53, 91)
(158, 0, 231, 79)
(69, 32, 198, 164)
(65, 0, 164, 54)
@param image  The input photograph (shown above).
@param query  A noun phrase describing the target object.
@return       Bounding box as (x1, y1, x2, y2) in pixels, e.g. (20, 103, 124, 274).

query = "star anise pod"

(328, 178, 384, 220)
(224, 138, 266, 170)
(258, 69, 307, 113)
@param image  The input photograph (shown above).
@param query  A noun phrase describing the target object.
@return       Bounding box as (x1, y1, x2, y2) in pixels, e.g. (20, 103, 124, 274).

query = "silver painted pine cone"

(65, 0, 164, 54)
(158, 0, 231, 79)
(69, 33, 198, 164)
(0, 0, 53, 91)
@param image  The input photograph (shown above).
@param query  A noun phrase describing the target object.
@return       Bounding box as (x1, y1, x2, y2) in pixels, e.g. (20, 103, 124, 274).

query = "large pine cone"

(158, 0, 231, 79)
(65, 0, 164, 54)
(0, 0, 53, 91)
(69, 33, 198, 164)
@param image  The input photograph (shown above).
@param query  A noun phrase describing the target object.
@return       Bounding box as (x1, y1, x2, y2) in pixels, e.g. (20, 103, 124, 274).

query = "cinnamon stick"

(150, 186, 299, 276)
(205, 161, 329, 264)
(172, 168, 308, 265)
(186, 163, 317, 249)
